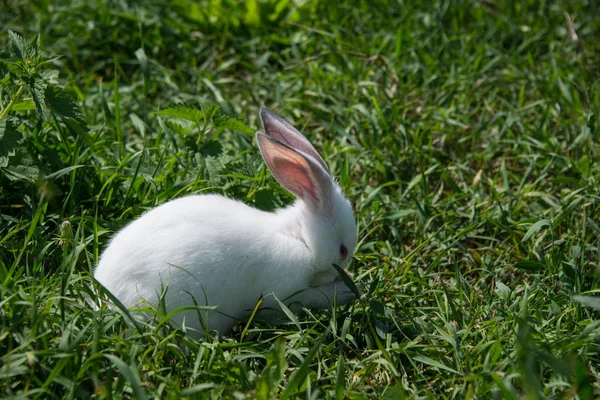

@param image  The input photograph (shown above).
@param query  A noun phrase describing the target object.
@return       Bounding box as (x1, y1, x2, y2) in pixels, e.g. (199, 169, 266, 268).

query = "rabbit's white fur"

(95, 109, 358, 337)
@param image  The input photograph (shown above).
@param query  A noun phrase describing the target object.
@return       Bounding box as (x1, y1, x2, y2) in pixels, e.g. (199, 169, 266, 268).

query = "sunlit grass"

(1, 0, 599, 398)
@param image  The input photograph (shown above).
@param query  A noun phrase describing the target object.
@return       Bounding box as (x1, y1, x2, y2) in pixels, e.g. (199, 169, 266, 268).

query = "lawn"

(1, 0, 599, 398)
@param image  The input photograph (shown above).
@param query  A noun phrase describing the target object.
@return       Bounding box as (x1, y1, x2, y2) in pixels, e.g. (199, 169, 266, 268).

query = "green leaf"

(10, 99, 36, 111)
(205, 155, 224, 185)
(155, 105, 216, 123)
(134, 47, 148, 80)
(2, 146, 39, 182)
(572, 295, 600, 311)
(45, 84, 89, 136)
(156, 104, 252, 136)
(199, 140, 223, 157)
(364, 180, 400, 207)
(32, 34, 42, 59)
(332, 263, 361, 299)
(272, 294, 302, 331)
(163, 119, 190, 136)
(213, 110, 254, 135)
(45, 85, 85, 125)
(0, 62, 9, 82)
(280, 334, 325, 400)
(129, 113, 146, 137)
(0, 118, 23, 167)
(384, 209, 415, 220)
(180, 384, 218, 395)
(253, 189, 283, 211)
(28, 74, 47, 114)
(256, 338, 288, 400)
(245, 0, 260, 26)
(3, 164, 39, 182)
(521, 219, 551, 242)
(513, 261, 544, 271)
(104, 355, 148, 400)
(578, 155, 590, 177)
(489, 372, 519, 400)
(271, 0, 292, 22)
(335, 350, 345, 400)
(495, 280, 511, 299)
(221, 161, 257, 180)
(8, 31, 31, 62)
(557, 77, 573, 104)
(45, 165, 86, 180)
(412, 355, 461, 375)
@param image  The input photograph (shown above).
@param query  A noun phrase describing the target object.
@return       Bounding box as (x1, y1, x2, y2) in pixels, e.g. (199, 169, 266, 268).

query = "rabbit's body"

(95, 109, 358, 336)
(96, 195, 342, 334)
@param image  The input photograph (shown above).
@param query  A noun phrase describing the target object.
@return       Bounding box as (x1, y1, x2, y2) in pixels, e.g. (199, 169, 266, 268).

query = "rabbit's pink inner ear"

(260, 109, 330, 173)
(258, 134, 321, 206)
(271, 157, 320, 205)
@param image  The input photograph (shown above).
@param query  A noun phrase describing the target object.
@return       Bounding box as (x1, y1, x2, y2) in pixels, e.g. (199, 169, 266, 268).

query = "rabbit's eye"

(340, 244, 348, 260)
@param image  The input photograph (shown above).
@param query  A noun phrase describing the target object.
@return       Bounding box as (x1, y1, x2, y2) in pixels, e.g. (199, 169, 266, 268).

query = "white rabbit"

(94, 108, 359, 336)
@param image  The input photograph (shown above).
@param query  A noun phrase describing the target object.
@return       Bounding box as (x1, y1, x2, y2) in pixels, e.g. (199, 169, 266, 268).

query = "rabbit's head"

(257, 109, 357, 275)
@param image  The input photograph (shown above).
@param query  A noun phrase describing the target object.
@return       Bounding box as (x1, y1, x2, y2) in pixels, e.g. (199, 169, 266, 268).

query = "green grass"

(1, 0, 600, 398)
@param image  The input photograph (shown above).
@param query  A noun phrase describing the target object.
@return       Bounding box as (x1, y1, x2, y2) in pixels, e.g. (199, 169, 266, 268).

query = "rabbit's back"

(95, 195, 281, 318)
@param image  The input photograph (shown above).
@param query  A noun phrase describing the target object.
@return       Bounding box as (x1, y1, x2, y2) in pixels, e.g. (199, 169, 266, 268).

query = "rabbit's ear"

(259, 108, 329, 174)
(256, 132, 333, 213)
